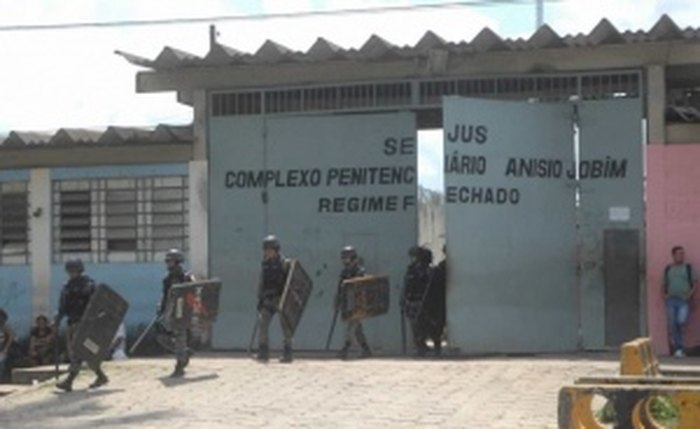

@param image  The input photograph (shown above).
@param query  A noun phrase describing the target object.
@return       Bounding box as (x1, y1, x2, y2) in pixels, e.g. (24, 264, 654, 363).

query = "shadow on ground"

(0, 386, 175, 429)
(159, 373, 219, 388)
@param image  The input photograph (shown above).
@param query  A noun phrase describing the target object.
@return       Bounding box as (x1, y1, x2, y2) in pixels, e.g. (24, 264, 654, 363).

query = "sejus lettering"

(446, 186, 520, 205)
(445, 152, 487, 176)
(446, 124, 488, 144)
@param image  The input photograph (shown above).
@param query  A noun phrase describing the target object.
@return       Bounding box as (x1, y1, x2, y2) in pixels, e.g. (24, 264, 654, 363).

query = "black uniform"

(257, 254, 292, 361)
(402, 248, 433, 355)
(337, 262, 371, 359)
(56, 274, 107, 390)
(159, 266, 195, 372)
(424, 256, 446, 355)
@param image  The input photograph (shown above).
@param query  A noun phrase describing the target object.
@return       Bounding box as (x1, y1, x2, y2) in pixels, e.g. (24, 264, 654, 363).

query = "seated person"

(29, 315, 55, 366)
(0, 309, 16, 382)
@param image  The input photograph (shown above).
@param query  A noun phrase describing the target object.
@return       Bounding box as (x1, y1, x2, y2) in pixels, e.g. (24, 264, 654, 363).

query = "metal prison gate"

(443, 96, 643, 353)
(207, 70, 644, 353)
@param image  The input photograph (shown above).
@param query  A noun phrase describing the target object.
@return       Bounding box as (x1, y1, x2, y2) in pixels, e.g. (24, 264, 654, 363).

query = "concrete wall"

(647, 144, 700, 354)
(0, 265, 33, 338)
(0, 169, 32, 336)
(0, 163, 195, 339)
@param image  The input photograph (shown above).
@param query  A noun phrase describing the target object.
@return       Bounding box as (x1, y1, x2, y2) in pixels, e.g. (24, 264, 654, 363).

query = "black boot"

(433, 339, 442, 357)
(184, 348, 193, 368)
(337, 342, 351, 360)
(257, 344, 269, 362)
(279, 344, 293, 363)
(89, 370, 109, 389)
(170, 362, 185, 378)
(415, 340, 428, 357)
(56, 372, 77, 392)
(360, 343, 372, 359)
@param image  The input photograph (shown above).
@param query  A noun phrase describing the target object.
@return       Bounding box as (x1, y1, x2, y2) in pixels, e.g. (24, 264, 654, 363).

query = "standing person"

(256, 235, 294, 363)
(0, 309, 16, 382)
(424, 244, 447, 356)
(55, 259, 108, 392)
(28, 315, 55, 366)
(664, 246, 698, 358)
(402, 246, 433, 357)
(336, 246, 371, 360)
(158, 249, 195, 378)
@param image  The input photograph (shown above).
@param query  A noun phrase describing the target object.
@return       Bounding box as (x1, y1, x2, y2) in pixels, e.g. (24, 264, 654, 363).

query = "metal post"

(209, 25, 218, 49)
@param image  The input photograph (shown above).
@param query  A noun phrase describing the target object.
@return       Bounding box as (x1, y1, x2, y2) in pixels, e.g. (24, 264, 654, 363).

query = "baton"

(325, 306, 340, 351)
(400, 294, 407, 355)
(247, 313, 259, 354)
(129, 314, 159, 355)
(53, 320, 60, 380)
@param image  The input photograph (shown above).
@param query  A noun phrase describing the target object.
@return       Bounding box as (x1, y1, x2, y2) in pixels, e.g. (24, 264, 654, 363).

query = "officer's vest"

(262, 257, 288, 295)
(63, 276, 95, 325)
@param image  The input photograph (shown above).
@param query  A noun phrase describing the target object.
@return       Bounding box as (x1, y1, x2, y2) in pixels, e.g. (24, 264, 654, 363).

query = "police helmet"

(263, 235, 280, 251)
(340, 246, 357, 260)
(165, 248, 185, 264)
(419, 247, 434, 265)
(64, 258, 84, 273)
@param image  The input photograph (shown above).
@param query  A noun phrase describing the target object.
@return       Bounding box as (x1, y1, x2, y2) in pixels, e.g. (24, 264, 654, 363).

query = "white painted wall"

(28, 168, 52, 319)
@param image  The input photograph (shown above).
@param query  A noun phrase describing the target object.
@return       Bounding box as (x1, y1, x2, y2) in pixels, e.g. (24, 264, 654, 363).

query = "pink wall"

(647, 144, 700, 355)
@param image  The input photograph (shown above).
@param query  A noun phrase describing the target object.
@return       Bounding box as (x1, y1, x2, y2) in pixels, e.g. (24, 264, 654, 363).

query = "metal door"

(578, 98, 644, 349)
(209, 112, 417, 350)
(209, 117, 266, 349)
(604, 229, 641, 346)
(443, 97, 578, 353)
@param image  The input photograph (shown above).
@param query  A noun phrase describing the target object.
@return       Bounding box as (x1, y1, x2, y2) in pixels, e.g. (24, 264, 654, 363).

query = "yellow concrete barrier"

(558, 384, 700, 429)
(620, 338, 660, 377)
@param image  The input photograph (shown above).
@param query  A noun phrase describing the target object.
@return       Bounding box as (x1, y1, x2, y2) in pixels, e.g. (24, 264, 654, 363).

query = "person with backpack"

(663, 246, 698, 358)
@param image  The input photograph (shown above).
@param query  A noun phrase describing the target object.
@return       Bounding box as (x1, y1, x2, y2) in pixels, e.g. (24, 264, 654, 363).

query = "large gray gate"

(209, 112, 417, 350)
(444, 97, 643, 353)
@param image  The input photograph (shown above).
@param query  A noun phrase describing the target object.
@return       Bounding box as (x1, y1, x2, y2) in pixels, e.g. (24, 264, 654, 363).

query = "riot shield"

(278, 260, 313, 336)
(340, 275, 390, 322)
(70, 284, 129, 368)
(164, 279, 222, 332)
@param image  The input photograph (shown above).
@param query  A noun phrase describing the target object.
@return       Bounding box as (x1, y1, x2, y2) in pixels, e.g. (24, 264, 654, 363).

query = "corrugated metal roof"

(0, 124, 192, 148)
(117, 15, 700, 71)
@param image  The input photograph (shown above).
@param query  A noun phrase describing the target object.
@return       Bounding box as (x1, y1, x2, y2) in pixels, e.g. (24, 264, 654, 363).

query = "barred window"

(53, 176, 188, 263)
(56, 187, 92, 255)
(105, 186, 138, 252)
(0, 182, 29, 265)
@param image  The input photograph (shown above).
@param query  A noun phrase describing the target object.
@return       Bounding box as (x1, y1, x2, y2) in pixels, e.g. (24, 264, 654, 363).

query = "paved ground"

(0, 353, 696, 429)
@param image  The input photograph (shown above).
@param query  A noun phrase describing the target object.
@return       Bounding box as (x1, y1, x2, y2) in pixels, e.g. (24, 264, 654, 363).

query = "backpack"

(664, 263, 693, 293)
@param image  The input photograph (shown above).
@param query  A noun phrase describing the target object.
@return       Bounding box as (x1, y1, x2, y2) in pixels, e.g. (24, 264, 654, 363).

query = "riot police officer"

(336, 246, 371, 360)
(402, 246, 433, 356)
(424, 244, 447, 356)
(55, 259, 108, 392)
(158, 248, 195, 378)
(256, 235, 293, 363)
